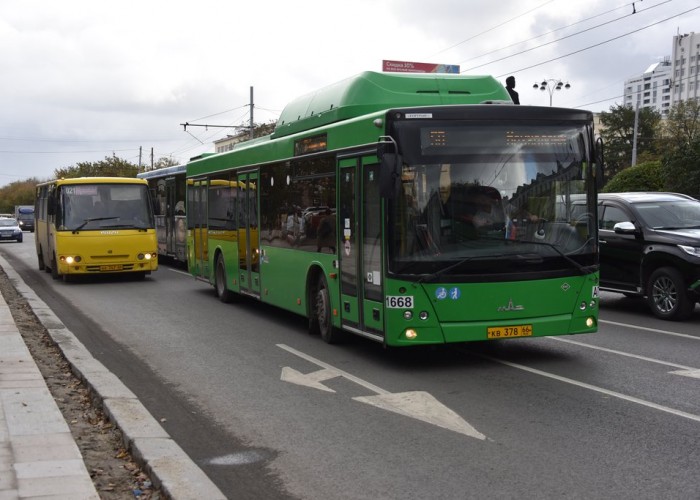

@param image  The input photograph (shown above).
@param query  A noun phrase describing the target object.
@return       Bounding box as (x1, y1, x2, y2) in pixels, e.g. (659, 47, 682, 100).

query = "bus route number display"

(486, 324, 533, 339)
(385, 296, 414, 309)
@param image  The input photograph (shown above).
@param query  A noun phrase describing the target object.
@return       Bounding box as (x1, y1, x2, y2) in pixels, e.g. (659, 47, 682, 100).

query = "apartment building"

(671, 31, 700, 104)
(623, 59, 672, 115)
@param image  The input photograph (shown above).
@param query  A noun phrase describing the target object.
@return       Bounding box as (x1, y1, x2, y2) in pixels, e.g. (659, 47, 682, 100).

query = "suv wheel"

(646, 267, 694, 320)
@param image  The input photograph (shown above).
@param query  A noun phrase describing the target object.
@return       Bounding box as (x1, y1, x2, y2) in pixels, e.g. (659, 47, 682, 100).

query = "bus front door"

(238, 171, 260, 298)
(338, 157, 384, 340)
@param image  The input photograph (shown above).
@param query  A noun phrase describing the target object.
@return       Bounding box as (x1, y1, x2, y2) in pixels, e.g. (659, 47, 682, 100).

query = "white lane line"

(547, 337, 697, 371)
(169, 268, 192, 277)
(599, 319, 700, 340)
(475, 353, 700, 424)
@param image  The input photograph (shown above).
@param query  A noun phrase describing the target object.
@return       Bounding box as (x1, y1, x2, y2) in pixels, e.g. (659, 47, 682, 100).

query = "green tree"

(54, 155, 139, 179)
(600, 104, 662, 180)
(663, 140, 700, 197)
(151, 156, 180, 171)
(661, 98, 700, 149)
(601, 160, 663, 193)
(0, 178, 43, 214)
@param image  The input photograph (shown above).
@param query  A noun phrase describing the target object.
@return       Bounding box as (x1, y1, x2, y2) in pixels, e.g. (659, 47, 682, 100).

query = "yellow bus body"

(35, 177, 158, 279)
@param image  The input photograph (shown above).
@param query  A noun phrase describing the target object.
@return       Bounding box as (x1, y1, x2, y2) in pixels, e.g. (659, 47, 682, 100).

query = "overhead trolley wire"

(456, 1, 639, 66)
(461, 0, 672, 73)
(428, 0, 557, 57)
(495, 6, 700, 79)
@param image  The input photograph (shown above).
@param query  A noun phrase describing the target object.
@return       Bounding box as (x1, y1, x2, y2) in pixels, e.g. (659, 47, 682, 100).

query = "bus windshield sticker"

(405, 113, 433, 119)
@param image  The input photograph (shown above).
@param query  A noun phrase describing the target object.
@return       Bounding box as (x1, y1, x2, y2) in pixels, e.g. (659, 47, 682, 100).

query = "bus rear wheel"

(215, 255, 234, 303)
(310, 275, 343, 344)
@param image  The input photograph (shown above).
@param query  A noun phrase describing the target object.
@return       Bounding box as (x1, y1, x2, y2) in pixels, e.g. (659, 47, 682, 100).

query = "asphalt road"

(2, 233, 699, 500)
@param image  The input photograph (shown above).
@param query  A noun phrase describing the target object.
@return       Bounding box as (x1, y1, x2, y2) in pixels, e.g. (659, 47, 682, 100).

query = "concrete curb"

(0, 255, 227, 500)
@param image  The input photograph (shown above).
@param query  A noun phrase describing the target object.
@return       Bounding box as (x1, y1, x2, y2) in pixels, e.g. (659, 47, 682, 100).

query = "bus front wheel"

(50, 255, 60, 280)
(310, 275, 343, 344)
(215, 255, 234, 303)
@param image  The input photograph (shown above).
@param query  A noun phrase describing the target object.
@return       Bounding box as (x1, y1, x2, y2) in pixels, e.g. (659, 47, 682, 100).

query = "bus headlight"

(63, 256, 81, 264)
(138, 253, 154, 260)
(403, 310, 413, 320)
(586, 317, 596, 328)
(405, 329, 418, 340)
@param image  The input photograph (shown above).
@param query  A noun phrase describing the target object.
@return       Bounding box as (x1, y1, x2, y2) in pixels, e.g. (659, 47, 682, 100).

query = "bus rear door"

(338, 156, 384, 340)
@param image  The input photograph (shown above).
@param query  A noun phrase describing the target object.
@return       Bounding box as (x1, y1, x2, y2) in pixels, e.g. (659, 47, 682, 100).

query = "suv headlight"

(678, 245, 700, 257)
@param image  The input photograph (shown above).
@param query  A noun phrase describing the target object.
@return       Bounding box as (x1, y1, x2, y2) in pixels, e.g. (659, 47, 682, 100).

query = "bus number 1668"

(385, 296, 414, 309)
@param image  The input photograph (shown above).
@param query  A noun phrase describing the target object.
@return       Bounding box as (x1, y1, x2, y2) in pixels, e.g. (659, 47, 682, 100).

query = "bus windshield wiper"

(508, 237, 592, 274)
(71, 217, 119, 233)
(415, 254, 509, 285)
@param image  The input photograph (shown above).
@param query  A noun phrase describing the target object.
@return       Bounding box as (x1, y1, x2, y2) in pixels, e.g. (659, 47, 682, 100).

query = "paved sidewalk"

(0, 255, 227, 499)
(0, 295, 99, 499)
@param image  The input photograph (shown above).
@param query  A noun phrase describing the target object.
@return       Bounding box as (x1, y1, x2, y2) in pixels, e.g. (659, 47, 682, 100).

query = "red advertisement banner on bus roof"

(382, 60, 460, 74)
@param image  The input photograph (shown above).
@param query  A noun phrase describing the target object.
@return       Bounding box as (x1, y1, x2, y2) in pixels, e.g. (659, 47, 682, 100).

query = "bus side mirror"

(379, 153, 401, 200)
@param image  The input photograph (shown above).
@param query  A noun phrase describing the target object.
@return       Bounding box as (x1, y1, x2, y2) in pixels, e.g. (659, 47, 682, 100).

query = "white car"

(0, 217, 23, 243)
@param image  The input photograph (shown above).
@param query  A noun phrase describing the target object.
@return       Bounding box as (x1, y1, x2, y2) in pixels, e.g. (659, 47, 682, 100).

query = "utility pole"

(250, 86, 254, 140)
(631, 101, 639, 167)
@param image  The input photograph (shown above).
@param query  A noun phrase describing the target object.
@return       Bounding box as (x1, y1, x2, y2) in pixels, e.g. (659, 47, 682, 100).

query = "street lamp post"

(533, 79, 571, 106)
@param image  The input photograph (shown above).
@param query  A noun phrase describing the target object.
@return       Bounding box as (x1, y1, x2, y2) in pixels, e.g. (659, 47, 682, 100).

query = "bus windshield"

(58, 183, 154, 231)
(388, 122, 597, 279)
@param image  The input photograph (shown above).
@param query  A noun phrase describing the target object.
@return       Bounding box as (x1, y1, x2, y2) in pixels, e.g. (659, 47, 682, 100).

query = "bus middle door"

(238, 171, 260, 298)
(338, 156, 384, 340)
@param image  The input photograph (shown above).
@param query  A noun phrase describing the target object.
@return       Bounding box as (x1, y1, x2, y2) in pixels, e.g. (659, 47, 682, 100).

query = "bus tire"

(311, 275, 343, 344)
(215, 254, 233, 303)
(37, 250, 45, 271)
(50, 255, 60, 280)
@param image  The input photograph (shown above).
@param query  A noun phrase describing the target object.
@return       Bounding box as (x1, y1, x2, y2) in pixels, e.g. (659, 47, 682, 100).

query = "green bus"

(187, 71, 601, 346)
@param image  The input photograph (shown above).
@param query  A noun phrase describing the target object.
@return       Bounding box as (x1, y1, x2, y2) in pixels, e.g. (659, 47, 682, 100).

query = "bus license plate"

(487, 324, 533, 339)
(100, 264, 123, 271)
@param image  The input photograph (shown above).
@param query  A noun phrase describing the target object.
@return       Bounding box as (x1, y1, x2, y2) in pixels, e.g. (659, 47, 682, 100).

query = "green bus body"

(187, 71, 600, 346)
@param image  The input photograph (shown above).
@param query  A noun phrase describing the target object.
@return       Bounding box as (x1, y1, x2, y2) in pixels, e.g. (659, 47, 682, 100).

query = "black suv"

(598, 192, 700, 320)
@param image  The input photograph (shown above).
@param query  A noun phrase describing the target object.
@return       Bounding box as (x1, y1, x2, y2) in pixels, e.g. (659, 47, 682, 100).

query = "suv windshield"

(387, 122, 597, 278)
(634, 200, 700, 229)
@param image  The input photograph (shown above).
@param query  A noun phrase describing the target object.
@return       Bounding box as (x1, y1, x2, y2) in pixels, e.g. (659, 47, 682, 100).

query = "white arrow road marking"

(549, 337, 700, 379)
(669, 369, 700, 379)
(354, 391, 486, 440)
(280, 367, 340, 392)
(277, 344, 486, 439)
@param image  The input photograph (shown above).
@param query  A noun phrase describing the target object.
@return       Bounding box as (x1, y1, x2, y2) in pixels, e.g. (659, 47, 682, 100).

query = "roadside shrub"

(602, 160, 663, 193)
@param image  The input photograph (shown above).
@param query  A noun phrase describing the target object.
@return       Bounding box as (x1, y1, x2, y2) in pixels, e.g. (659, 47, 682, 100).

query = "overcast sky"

(1, 0, 699, 186)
